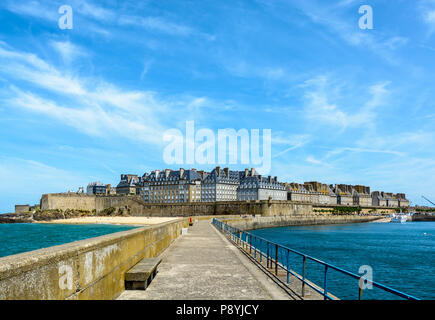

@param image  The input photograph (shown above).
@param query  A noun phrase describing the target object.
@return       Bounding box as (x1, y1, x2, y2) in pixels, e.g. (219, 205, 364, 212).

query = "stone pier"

(117, 220, 293, 300)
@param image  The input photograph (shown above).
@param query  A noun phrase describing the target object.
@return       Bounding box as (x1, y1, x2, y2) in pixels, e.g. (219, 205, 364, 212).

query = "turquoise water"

(0, 223, 137, 258)
(250, 222, 435, 300)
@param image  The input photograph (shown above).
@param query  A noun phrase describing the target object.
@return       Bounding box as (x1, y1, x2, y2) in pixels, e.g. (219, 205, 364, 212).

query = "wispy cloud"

(325, 147, 405, 159)
(420, 0, 435, 35)
(306, 155, 330, 167)
(118, 15, 194, 36)
(5, 0, 58, 22)
(0, 42, 211, 146)
(266, 0, 409, 64)
(300, 75, 390, 131)
(3, 0, 210, 40)
(272, 134, 312, 158)
(50, 40, 89, 65)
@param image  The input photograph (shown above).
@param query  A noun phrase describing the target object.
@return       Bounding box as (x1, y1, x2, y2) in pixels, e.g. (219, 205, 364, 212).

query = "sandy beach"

(35, 216, 181, 226)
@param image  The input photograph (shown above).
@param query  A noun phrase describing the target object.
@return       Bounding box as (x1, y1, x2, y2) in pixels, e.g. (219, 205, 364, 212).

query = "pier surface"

(117, 220, 293, 300)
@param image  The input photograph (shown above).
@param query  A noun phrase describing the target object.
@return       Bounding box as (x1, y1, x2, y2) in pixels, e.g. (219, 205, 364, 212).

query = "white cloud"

(306, 156, 329, 166)
(0, 43, 86, 95)
(0, 42, 228, 148)
(272, 134, 312, 158)
(5, 1, 58, 22)
(301, 75, 390, 130)
(277, 0, 408, 64)
(140, 60, 154, 80)
(50, 41, 89, 65)
(75, 1, 117, 22)
(8, 87, 164, 145)
(118, 15, 194, 36)
(325, 147, 405, 159)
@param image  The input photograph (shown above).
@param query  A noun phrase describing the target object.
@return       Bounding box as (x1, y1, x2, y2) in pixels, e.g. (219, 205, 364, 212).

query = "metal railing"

(212, 218, 420, 300)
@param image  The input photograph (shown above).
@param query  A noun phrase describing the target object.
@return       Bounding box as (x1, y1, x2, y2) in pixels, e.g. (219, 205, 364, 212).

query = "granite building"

(86, 182, 107, 195)
(139, 169, 202, 204)
(237, 170, 287, 201)
(397, 193, 410, 208)
(332, 184, 354, 206)
(304, 181, 333, 205)
(285, 183, 312, 202)
(371, 191, 387, 207)
(201, 167, 241, 202)
(353, 185, 372, 207)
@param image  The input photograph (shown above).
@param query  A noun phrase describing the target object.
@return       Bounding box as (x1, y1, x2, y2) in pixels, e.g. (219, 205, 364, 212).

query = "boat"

(391, 213, 407, 223)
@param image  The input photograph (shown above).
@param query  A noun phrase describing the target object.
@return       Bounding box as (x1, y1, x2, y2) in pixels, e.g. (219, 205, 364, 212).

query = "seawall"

(40, 194, 314, 216)
(218, 215, 384, 231)
(40, 193, 396, 218)
(412, 214, 435, 221)
(0, 218, 189, 300)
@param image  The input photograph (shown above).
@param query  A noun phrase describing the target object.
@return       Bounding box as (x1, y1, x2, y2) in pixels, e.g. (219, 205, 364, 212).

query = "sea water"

(250, 221, 435, 300)
(0, 223, 137, 258)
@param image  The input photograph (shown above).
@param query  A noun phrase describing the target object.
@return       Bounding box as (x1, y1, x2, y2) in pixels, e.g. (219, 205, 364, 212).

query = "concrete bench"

(125, 257, 162, 290)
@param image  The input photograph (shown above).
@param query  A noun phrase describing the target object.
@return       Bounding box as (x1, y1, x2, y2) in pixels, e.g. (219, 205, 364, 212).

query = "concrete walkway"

(117, 220, 292, 300)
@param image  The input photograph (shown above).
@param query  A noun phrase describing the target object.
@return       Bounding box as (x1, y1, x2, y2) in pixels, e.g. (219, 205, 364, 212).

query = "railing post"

(286, 250, 290, 284)
(249, 235, 252, 254)
(302, 255, 306, 297)
(267, 243, 270, 268)
(275, 244, 279, 275)
(259, 239, 263, 263)
(253, 237, 257, 259)
(324, 265, 328, 300)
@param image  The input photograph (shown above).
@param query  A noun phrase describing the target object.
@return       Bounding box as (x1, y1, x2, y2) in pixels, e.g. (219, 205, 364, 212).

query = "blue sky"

(1, 0, 435, 212)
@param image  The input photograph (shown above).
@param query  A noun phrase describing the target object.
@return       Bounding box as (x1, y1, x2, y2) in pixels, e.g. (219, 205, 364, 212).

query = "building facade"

(372, 191, 387, 207)
(285, 183, 313, 202)
(116, 174, 140, 195)
(238, 172, 287, 201)
(87, 182, 107, 195)
(353, 185, 372, 207)
(111, 167, 408, 208)
(397, 193, 410, 208)
(303, 181, 332, 205)
(333, 184, 354, 206)
(139, 169, 202, 204)
(201, 167, 241, 202)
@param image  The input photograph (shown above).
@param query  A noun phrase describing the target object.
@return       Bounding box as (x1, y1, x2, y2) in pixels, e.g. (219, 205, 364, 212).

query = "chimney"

(180, 168, 185, 178)
(165, 169, 171, 178)
(244, 168, 249, 177)
(274, 176, 278, 183)
(258, 174, 262, 181)
(224, 167, 229, 178)
(268, 176, 272, 184)
(251, 168, 256, 176)
(216, 166, 221, 176)
(155, 170, 160, 179)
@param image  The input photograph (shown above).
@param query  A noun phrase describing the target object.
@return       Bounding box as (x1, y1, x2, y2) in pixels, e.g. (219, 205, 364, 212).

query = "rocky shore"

(0, 207, 130, 224)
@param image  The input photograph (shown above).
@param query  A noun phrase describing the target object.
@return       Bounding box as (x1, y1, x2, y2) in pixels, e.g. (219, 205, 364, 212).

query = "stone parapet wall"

(0, 218, 189, 300)
(41, 193, 314, 217)
(219, 215, 383, 231)
(40, 193, 396, 218)
(40, 193, 97, 212)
